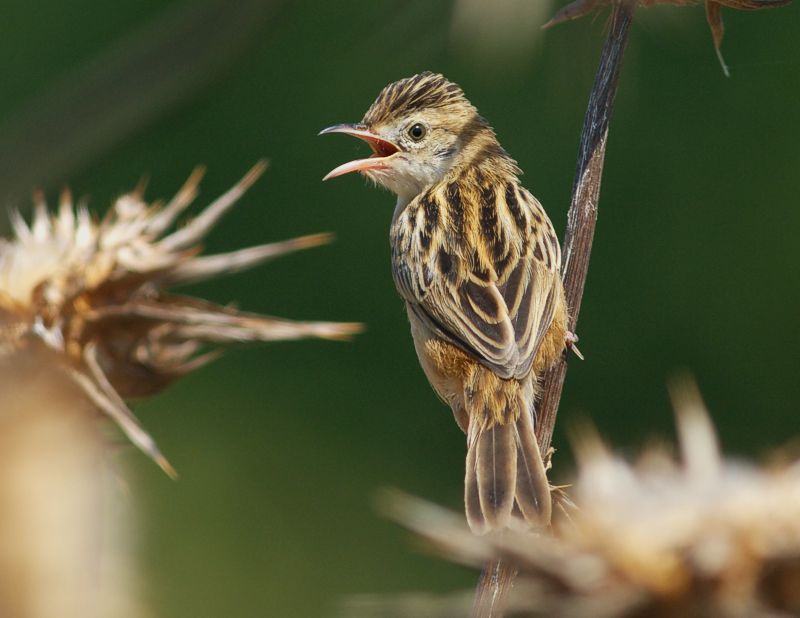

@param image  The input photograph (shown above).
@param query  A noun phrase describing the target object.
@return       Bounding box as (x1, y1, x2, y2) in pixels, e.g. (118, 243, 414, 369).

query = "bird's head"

(321, 72, 503, 202)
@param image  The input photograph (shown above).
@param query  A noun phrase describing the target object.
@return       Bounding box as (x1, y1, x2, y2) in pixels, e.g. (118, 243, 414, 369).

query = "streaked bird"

(321, 72, 572, 533)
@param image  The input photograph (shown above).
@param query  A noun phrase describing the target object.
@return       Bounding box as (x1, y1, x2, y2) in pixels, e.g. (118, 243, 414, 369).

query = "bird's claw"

(566, 331, 584, 360)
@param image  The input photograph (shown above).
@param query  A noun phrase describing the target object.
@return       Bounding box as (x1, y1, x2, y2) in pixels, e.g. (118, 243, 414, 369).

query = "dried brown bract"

(0, 162, 362, 475)
(375, 379, 800, 618)
(544, 0, 791, 75)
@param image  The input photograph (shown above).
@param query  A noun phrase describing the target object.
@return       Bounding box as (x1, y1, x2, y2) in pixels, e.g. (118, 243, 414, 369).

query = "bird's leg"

(565, 331, 584, 360)
(542, 445, 555, 471)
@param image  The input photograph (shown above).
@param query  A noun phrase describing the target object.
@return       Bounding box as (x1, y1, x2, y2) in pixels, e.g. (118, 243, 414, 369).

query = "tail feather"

(476, 422, 516, 529)
(465, 417, 517, 534)
(464, 397, 552, 534)
(464, 432, 487, 534)
(513, 405, 552, 526)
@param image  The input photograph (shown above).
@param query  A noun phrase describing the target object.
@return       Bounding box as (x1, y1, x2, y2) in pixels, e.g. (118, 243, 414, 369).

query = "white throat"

(374, 152, 457, 223)
(391, 194, 413, 225)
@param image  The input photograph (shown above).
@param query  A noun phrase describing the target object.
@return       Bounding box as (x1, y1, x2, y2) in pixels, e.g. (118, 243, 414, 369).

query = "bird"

(320, 72, 571, 533)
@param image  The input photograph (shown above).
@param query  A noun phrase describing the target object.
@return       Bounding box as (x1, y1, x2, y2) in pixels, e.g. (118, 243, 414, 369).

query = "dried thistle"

(0, 161, 361, 475)
(543, 0, 791, 76)
(374, 378, 800, 618)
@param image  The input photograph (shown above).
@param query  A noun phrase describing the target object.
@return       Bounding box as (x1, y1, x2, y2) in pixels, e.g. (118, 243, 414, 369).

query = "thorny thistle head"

(320, 72, 519, 202)
(0, 161, 361, 476)
(367, 378, 800, 618)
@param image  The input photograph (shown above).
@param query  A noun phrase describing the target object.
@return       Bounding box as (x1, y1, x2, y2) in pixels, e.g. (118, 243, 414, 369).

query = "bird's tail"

(464, 380, 551, 534)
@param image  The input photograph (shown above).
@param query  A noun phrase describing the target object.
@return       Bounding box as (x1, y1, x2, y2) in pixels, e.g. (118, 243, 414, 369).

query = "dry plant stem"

(537, 1, 634, 452)
(472, 3, 636, 617)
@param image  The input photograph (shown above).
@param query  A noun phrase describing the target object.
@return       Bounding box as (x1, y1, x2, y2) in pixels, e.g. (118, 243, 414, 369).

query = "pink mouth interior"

(367, 138, 399, 158)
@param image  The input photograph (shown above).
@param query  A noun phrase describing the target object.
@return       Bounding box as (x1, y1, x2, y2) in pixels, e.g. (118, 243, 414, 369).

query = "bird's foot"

(565, 331, 584, 360)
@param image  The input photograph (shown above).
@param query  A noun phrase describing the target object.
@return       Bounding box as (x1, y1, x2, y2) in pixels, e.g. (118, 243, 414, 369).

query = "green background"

(2, 1, 798, 615)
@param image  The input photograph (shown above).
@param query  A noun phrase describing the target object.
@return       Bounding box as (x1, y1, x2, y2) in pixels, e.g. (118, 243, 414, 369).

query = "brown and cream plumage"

(321, 72, 569, 533)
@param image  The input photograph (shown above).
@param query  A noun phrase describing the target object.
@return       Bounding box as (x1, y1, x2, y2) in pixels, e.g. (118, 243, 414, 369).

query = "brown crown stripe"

(364, 72, 470, 126)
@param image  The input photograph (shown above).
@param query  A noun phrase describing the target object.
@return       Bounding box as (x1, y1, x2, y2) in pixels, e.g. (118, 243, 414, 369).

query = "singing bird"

(321, 72, 570, 533)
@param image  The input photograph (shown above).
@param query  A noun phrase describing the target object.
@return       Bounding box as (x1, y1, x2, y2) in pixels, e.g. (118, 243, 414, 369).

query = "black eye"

(408, 123, 426, 141)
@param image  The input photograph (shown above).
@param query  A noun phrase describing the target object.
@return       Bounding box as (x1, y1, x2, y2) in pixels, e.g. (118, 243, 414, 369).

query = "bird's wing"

(392, 182, 561, 380)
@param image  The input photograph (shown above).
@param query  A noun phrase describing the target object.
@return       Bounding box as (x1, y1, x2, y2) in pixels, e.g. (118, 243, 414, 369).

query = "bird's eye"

(407, 123, 427, 141)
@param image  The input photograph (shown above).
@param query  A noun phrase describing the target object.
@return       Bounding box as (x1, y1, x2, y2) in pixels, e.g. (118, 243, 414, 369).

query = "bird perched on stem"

(321, 72, 571, 533)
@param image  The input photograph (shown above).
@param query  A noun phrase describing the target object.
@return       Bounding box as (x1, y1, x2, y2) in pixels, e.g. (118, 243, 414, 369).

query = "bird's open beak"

(319, 123, 401, 181)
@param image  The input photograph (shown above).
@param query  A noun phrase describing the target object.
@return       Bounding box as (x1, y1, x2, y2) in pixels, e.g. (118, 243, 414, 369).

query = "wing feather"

(392, 182, 560, 379)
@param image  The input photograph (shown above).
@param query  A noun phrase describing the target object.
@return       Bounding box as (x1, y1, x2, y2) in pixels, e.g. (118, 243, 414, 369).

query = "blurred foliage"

(1, 1, 798, 616)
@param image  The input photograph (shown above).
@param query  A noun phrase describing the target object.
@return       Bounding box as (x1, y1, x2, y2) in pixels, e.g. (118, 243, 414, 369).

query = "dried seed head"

(0, 162, 362, 475)
(376, 378, 800, 618)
